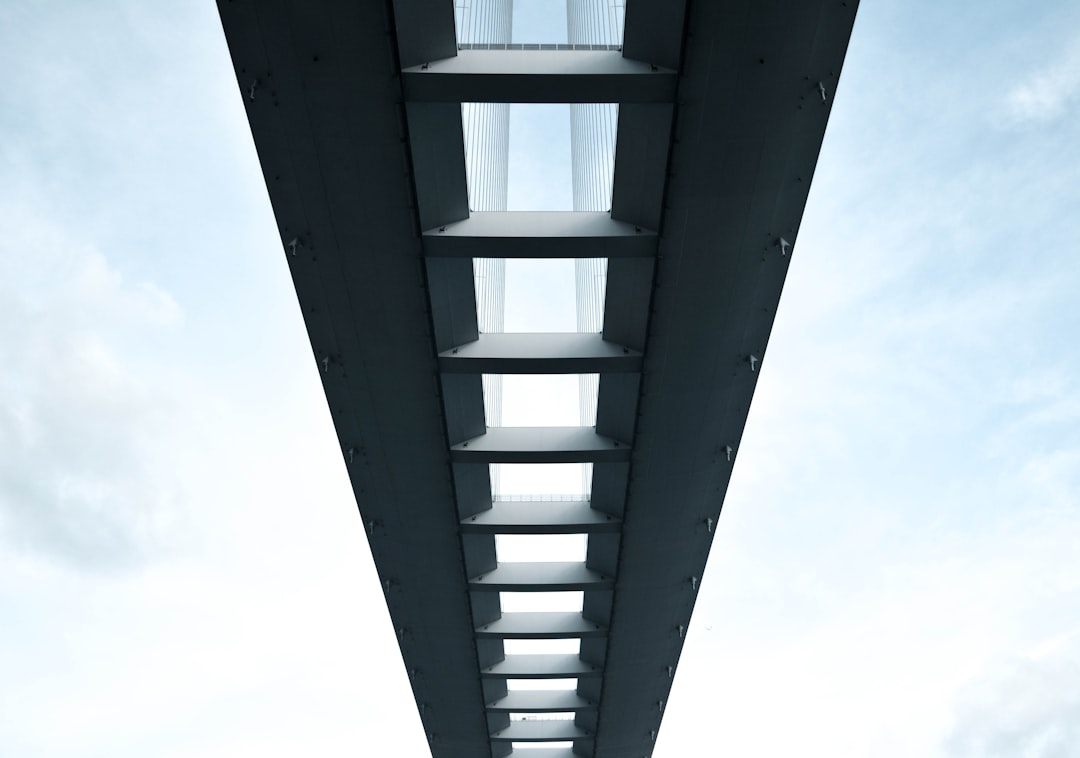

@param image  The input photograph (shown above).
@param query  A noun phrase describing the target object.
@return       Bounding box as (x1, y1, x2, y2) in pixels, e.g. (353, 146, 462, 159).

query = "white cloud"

(1004, 38, 1080, 124)
(945, 654, 1080, 757)
(74, 249, 183, 326)
(0, 208, 189, 567)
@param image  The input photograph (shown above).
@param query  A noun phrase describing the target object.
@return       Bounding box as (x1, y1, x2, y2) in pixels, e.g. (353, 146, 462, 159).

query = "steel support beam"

(501, 749, 577, 758)
(423, 212, 657, 259)
(491, 721, 592, 742)
(470, 562, 613, 591)
(476, 611, 607, 639)
(487, 690, 597, 713)
(482, 654, 603, 679)
(592, 2, 861, 755)
(403, 50, 676, 103)
(461, 500, 621, 534)
(450, 427, 630, 464)
(439, 333, 641, 374)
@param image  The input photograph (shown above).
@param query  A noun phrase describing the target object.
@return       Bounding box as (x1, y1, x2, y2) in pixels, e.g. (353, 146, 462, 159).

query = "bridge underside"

(218, 1, 857, 756)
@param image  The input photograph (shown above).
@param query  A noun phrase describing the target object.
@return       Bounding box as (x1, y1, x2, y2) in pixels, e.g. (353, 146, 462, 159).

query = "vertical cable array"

(457, 0, 513, 495)
(568, 0, 623, 493)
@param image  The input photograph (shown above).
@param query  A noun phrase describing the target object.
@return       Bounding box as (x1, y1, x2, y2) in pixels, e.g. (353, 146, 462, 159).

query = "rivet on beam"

(748, 354, 759, 372)
(657, 699, 665, 711)
(690, 576, 698, 591)
(678, 624, 685, 639)
(778, 237, 791, 256)
(248, 79, 258, 101)
(667, 665, 675, 679)
(725, 445, 733, 462)
(651, 729, 658, 742)
(286, 237, 299, 256)
(818, 81, 828, 102)
(706, 516, 715, 533)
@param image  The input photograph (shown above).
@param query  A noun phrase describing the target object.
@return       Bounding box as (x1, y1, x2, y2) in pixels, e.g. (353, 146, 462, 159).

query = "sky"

(1, 1, 1080, 756)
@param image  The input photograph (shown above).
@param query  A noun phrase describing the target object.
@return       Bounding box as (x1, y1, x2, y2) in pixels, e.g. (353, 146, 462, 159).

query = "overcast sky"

(2, 1, 1080, 756)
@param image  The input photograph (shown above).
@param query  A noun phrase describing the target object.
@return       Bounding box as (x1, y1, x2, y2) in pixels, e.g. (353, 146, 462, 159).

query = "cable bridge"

(217, 1, 858, 755)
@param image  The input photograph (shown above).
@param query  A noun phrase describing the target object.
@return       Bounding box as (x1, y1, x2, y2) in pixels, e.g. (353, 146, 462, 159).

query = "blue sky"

(2, 1, 1079, 756)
